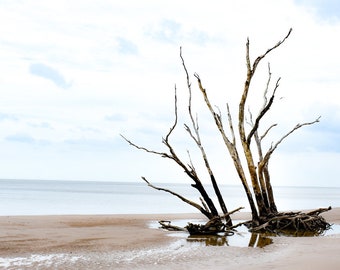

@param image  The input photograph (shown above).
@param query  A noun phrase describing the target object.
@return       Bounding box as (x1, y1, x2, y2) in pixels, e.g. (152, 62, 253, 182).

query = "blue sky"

(0, 0, 340, 187)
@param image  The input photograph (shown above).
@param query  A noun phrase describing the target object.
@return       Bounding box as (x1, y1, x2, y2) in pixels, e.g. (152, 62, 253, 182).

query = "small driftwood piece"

(186, 207, 244, 235)
(186, 216, 227, 235)
(159, 220, 187, 231)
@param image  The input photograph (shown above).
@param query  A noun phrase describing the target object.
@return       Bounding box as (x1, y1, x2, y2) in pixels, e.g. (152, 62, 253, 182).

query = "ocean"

(0, 179, 339, 216)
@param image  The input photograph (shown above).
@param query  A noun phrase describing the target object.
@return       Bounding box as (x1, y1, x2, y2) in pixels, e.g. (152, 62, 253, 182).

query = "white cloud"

(116, 37, 138, 55)
(0, 0, 339, 187)
(5, 133, 36, 144)
(29, 63, 72, 89)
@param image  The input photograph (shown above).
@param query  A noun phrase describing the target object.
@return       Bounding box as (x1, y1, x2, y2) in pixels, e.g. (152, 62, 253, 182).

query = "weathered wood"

(306, 206, 332, 216)
(194, 72, 260, 222)
(186, 217, 225, 235)
(142, 177, 213, 219)
(186, 207, 243, 235)
(122, 28, 331, 237)
(250, 207, 332, 235)
(181, 47, 232, 226)
(159, 220, 187, 231)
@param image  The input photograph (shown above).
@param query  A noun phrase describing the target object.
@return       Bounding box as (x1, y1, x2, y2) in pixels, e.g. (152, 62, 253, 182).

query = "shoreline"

(0, 208, 339, 269)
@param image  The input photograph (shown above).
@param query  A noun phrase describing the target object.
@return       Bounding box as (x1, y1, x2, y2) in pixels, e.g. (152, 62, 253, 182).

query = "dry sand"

(0, 209, 339, 269)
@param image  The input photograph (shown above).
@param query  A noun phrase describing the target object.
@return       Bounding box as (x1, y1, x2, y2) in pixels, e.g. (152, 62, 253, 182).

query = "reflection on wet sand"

(187, 232, 273, 248)
(185, 223, 340, 248)
(248, 233, 273, 247)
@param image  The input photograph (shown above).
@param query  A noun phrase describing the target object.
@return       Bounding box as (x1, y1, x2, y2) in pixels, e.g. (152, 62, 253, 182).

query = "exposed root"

(159, 207, 243, 236)
(186, 216, 235, 236)
(249, 206, 332, 235)
(158, 207, 332, 237)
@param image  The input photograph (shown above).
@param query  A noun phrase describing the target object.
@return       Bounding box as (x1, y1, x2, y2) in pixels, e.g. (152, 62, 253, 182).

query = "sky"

(0, 0, 340, 187)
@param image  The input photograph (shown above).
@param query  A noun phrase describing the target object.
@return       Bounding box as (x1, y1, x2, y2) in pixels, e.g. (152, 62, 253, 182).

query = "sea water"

(0, 179, 339, 216)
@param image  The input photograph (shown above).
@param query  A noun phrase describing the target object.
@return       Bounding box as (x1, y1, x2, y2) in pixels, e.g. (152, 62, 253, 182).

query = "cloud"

(147, 19, 182, 43)
(0, 113, 18, 121)
(29, 63, 72, 89)
(294, 0, 340, 21)
(63, 138, 117, 152)
(105, 113, 127, 122)
(28, 122, 53, 129)
(186, 29, 210, 45)
(1, 0, 340, 186)
(145, 18, 221, 47)
(116, 37, 138, 55)
(5, 133, 51, 146)
(6, 134, 36, 144)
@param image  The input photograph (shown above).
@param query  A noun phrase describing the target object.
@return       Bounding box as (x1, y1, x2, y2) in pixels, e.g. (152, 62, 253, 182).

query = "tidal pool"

(149, 219, 340, 248)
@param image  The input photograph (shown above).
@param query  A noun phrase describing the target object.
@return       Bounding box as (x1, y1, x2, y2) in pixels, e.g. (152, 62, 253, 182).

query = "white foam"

(0, 254, 83, 268)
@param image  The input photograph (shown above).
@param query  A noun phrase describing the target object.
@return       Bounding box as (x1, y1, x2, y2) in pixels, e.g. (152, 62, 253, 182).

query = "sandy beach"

(0, 209, 339, 269)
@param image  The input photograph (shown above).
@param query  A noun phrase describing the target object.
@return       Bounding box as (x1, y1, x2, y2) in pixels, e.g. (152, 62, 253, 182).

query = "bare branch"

(164, 85, 178, 143)
(200, 197, 210, 213)
(263, 116, 321, 163)
(240, 28, 292, 145)
(262, 63, 272, 107)
(195, 72, 258, 220)
(142, 177, 212, 218)
(194, 73, 232, 147)
(186, 149, 197, 173)
(246, 37, 251, 74)
(184, 123, 199, 145)
(306, 206, 331, 216)
(121, 81, 181, 161)
(226, 103, 236, 145)
(180, 50, 231, 222)
(238, 29, 293, 218)
(120, 134, 171, 159)
(246, 77, 280, 145)
(260, 123, 278, 141)
(180, 47, 195, 123)
(252, 28, 292, 74)
(215, 105, 223, 125)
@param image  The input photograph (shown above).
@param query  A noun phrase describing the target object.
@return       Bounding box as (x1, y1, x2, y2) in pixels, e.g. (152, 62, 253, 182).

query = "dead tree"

(122, 28, 331, 235)
(192, 28, 331, 231)
(121, 80, 234, 226)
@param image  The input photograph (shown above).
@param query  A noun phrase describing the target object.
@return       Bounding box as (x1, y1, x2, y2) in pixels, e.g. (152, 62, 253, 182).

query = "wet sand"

(0, 209, 339, 269)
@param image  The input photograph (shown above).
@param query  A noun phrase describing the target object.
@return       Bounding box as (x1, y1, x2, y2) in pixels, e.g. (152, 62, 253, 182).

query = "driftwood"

(249, 206, 332, 235)
(186, 216, 228, 235)
(159, 206, 332, 237)
(159, 220, 187, 231)
(186, 207, 245, 235)
(158, 207, 244, 235)
(123, 29, 332, 239)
